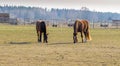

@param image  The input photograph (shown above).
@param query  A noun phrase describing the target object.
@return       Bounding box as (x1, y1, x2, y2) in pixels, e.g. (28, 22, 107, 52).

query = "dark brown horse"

(36, 20, 48, 43)
(73, 20, 92, 43)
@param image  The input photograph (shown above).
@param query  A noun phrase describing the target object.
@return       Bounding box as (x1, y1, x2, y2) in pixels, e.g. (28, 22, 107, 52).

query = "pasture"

(0, 24, 120, 66)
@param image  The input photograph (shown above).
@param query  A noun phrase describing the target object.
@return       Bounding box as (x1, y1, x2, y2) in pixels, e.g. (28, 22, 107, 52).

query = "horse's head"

(73, 33, 78, 43)
(44, 33, 48, 43)
(46, 33, 48, 39)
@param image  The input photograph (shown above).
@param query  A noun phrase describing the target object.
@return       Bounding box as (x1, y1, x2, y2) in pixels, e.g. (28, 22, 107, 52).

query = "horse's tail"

(87, 29, 92, 41)
(86, 21, 92, 41)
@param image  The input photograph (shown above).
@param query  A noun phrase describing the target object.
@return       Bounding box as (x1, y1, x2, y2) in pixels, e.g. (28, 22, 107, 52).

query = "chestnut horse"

(36, 20, 48, 43)
(73, 20, 92, 43)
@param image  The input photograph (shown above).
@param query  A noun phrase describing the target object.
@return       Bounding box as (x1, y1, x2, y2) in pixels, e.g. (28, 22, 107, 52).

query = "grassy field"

(0, 24, 120, 66)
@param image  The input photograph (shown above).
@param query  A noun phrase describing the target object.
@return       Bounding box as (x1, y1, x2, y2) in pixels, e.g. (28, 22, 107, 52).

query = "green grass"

(0, 24, 120, 66)
(0, 24, 36, 44)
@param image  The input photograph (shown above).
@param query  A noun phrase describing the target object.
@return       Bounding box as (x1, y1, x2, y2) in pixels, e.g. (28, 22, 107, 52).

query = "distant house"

(112, 20, 120, 28)
(112, 20, 120, 26)
(9, 18, 18, 25)
(0, 13, 9, 23)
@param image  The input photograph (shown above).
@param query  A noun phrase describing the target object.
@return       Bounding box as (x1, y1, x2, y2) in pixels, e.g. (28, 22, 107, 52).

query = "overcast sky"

(0, 0, 120, 13)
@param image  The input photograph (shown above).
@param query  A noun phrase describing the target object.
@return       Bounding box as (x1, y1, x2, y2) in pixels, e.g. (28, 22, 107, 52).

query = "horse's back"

(36, 20, 46, 33)
(75, 19, 89, 26)
(74, 19, 89, 32)
(40, 21, 46, 32)
(80, 20, 89, 30)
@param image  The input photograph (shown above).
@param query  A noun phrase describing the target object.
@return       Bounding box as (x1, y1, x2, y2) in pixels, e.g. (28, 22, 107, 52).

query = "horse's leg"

(73, 33, 78, 43)
(76, 35, 78, 43)
(37, 31, 40, 42)
(73, 36, 76, 43)
(43, 32, 48, 43)
(81, 32, 84, 43)
(39, 32, 42, 42)
(37, 33, 39, 42)
(84, 32, 87, 42)
(73, 33, 75, 43)
(45, 34, 48, 43)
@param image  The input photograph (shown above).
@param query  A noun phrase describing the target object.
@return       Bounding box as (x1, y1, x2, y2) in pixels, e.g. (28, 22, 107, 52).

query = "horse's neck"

(74, 21, 79, 33)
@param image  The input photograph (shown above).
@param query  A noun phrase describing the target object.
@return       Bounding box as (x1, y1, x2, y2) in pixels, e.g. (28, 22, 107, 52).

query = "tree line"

(0, 5, 120, 23)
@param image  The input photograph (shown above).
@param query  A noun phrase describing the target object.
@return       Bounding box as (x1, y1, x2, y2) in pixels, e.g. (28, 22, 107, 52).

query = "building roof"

(0, 13, 9, 17)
